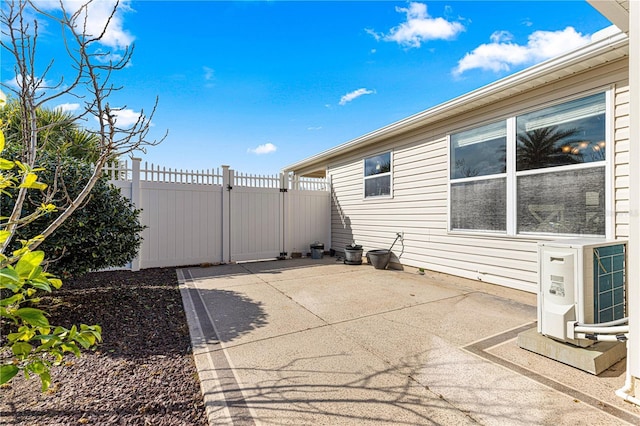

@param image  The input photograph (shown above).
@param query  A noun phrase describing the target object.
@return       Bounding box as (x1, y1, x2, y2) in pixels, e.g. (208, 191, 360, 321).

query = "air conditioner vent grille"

(593, 244, 626, 323)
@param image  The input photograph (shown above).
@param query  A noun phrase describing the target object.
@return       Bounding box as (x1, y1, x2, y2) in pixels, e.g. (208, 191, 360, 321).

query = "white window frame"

(363, 151, 393, 199)
(447, 88, 612, 238)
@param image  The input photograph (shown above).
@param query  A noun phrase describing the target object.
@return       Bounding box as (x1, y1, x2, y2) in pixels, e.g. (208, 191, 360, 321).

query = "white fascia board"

(587, 0, 630, 32)
(282, 27, 628, 174)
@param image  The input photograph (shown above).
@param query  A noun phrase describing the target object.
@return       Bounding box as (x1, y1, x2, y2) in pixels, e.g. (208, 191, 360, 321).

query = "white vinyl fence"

(106, 158, 330, 270)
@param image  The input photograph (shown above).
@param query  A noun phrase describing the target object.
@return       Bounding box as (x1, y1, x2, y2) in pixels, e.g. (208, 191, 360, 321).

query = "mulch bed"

(0, 267, 208, 426)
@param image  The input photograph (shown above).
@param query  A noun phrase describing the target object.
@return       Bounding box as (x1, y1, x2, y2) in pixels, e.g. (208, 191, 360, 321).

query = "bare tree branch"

(1, 0, 166, 254)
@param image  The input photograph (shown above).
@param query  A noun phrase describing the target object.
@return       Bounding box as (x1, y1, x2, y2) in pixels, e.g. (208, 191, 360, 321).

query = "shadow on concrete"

(201, 355, 465, 425)
(202, 349, 640, 426)
(187, 286, 269, 345)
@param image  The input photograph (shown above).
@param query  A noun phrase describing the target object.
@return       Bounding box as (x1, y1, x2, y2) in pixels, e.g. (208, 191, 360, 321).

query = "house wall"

(328, 58, 630, 293)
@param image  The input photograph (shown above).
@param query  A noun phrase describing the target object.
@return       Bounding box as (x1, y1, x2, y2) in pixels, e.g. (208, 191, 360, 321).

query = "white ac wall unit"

(538, 238, 627, 347)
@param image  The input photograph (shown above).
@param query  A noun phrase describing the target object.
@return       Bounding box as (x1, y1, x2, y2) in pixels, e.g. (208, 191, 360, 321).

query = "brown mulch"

(0, 267, 209, 426)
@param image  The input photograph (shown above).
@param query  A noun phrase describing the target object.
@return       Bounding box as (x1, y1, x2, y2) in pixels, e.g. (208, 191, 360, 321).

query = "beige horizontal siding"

(614, 85, 631, 239)
(326, 58, 629, 293)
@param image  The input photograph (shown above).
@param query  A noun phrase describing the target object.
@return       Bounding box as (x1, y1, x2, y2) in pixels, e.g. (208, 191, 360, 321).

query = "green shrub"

(5, 153, 145, 277)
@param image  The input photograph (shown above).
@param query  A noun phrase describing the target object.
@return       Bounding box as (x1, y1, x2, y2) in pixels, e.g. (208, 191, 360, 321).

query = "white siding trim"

(605, 88, 615, 239)
(506, 117, 517, 235)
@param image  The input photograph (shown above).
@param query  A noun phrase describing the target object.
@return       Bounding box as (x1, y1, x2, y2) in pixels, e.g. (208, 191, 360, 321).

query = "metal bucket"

(310, 242, 324, 259)
(344, 245, 363, 265)
(367, 249, 391, 270)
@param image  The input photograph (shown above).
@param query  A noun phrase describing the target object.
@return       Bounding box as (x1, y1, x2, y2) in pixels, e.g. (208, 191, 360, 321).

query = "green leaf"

(60, 342, 80, 357)
(36, 335, 61, 351)
(15, 251, 45, 278)
(74, 334, 92, 349)
(11, 342, 33, 356)
(14, 160, 26, 172)
(39, 371, 51, 392)
(49, 278, 62, 290)
(29, 360, 46, 375)
(0, 158, 13, 170)
(27, 265, 43, 280)
(0, 230, 11, 244)
(8, 327, 35, 342)
(0, 364, 19, 385)
(19, 172, 47, 190)
(27, 281, 53, 292)
(68, 324, 78, 339)
(0, 267, 20, 284)
(16, 307, 49, 328)
(1, 293, 24, 307)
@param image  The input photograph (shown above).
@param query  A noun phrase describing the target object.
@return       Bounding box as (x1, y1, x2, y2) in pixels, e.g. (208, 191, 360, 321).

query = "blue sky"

(3, 1, 612, 175)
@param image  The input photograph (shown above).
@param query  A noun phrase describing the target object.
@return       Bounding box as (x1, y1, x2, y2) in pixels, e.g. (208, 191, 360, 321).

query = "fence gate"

(229, 184, 283, 262)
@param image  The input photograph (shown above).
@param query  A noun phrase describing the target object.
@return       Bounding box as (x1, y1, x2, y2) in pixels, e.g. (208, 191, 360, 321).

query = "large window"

(449, 92, 608, 236)
(364, 152, 392, 198)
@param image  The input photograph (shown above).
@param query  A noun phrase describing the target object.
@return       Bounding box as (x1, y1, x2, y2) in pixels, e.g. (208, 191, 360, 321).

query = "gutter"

(282, 26, 628, 174)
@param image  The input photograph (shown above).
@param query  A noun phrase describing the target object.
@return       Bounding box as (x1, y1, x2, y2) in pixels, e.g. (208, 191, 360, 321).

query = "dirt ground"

(0, 267, 208, 426)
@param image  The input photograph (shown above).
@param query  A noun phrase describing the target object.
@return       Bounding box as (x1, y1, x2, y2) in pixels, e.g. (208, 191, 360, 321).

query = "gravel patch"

(1, 267, 208, 426)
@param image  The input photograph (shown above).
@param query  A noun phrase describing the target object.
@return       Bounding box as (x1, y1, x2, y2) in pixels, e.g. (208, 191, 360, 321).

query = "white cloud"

(453, 27, 592, 76)
(203, 66, 215, 88)
(307, 126, 322, 131)
(4, 74, 53, 94)
(339, 88, 375, 106)
(248, 143, 277, 155)
(112, 108, 143, 126)
(370, 2, 465, 48)
(490, 31, 513, 44)
(38, 0, 134, 49)
(55, 102, 80, 113)
(95, 108, 143, 127)
(93, 50, 126, 65)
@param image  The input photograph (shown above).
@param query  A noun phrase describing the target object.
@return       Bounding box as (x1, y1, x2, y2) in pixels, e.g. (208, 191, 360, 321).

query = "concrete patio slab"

(411, 334, 627, 425)
(189, 263, 265, 289)
(223, 326, 476, 425)
(268, 267, 465, 323)
(241, 257, 359, 282)
(194, 281, 326, 347)
(330, 291, 536, 363)
(177, 258, 640, 426)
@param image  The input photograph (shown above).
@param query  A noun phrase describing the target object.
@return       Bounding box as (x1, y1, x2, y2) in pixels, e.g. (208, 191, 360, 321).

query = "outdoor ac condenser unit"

(538, 238, 627, 347)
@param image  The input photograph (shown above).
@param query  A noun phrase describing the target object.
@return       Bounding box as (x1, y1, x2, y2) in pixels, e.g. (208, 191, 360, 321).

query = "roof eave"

(587, 0, 630, 32)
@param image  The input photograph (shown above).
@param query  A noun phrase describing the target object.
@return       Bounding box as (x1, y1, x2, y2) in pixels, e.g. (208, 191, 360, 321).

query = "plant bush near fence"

(4, 152, 145, 277)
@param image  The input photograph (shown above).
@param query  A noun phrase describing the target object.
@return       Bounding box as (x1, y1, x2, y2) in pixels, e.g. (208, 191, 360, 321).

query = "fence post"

(131, 158, 142, 272)
(222, 165, 231, 263)
(326, 174, 332, 252)
(280, 172, 288, 258)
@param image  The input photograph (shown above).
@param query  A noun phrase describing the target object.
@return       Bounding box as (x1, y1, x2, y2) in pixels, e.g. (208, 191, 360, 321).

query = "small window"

(450, 121, 506, 179)
(364, 152, 392, 198)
